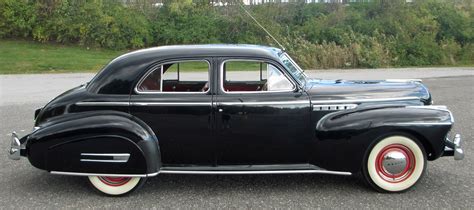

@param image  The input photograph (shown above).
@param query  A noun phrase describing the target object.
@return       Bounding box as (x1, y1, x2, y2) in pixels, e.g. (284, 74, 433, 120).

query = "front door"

(130, 59, 215, 165)
(215, 58, 311, 165)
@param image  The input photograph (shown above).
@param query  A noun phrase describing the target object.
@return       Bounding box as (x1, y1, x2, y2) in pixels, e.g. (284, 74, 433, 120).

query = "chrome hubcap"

(375, 144, 416, 183)
(382, 151, 408, 175)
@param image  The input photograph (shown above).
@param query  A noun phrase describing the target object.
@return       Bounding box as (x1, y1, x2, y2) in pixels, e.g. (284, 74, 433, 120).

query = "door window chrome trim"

(159, 169, 351, 175)
(311, 97, 420, 104)
(135, 59, 211, 95)
(219, 59, 297, 94)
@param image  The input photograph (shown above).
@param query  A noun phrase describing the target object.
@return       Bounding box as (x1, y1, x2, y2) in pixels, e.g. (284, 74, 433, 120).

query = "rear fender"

(27, 111, 160, 175)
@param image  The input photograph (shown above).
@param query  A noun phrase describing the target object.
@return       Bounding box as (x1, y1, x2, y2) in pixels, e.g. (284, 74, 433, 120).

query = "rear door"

(215, 58, 311, 165)
(130, 58, 215, 166)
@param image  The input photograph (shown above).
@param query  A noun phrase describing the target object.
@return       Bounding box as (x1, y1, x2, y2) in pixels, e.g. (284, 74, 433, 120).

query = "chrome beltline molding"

(311, 96, 420, 104)
(219, 101, 309, 106)
(75, 102, 129, 106)
(131, 102, 212, 106)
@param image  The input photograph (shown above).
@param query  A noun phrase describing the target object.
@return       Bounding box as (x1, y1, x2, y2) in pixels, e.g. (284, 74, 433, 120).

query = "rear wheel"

(363, 135, 427, 192)
(88, 176, 146, 196)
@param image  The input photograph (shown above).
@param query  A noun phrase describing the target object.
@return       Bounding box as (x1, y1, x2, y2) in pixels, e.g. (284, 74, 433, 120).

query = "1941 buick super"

(8, 45, 464, 195)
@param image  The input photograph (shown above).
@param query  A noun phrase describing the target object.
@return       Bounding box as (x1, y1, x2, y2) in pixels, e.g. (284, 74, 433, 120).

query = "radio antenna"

(236, 1, 286, 51)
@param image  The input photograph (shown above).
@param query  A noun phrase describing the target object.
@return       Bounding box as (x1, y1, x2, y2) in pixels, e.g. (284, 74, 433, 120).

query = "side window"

(137, 60, 209, 93)
(222, 60, 294, 92)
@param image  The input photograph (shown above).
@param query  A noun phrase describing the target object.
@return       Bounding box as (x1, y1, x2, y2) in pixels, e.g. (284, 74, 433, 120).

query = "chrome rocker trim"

(158, 169, 352, 175)
(50, 171, 159, 177)
(50, 169, 352, 177)
(444, 134, 464, 160)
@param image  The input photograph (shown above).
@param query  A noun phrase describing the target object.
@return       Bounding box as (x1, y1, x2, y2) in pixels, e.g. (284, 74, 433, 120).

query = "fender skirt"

(26, 111, 160, 175)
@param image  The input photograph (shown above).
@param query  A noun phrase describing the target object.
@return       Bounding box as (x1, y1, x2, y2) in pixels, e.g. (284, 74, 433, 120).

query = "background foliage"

(0, 0, 472, 69)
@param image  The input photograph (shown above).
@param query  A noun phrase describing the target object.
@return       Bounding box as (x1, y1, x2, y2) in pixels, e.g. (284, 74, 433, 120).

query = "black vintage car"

(8, 45, 464, 195)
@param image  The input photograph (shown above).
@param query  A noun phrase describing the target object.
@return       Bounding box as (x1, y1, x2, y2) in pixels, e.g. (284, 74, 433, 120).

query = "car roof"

(112, 44, 283, 62)
(88, 44, 284, 94)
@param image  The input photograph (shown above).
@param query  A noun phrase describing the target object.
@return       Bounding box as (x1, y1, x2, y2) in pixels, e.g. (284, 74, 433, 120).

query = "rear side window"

(137, 60, 209, 93)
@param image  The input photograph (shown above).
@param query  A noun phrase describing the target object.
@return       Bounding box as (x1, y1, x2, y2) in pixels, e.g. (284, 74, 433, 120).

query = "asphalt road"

(0, 70, 473, 208)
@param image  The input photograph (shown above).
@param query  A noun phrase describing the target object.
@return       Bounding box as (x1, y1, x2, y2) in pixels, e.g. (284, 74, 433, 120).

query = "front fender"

(312, 105, 453, 172)
(26, 111, 160, 175)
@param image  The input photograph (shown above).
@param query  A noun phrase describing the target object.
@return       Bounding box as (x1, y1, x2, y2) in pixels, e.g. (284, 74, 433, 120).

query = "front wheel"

(363, 135, 427, 192)
(88, 176, 146, 196)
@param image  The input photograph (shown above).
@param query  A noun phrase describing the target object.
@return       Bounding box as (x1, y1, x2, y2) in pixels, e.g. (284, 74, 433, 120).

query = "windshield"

(279, 53, 309, 86)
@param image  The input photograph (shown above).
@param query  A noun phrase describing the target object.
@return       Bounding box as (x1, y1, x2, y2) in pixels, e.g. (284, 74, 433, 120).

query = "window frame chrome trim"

(134, 59, 212, 95)
(219, 59, 298, 94)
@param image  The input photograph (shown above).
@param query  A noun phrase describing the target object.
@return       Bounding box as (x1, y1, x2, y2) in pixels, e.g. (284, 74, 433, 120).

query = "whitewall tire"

(363, 135, 426, 192)
(88, 176, 145, 196)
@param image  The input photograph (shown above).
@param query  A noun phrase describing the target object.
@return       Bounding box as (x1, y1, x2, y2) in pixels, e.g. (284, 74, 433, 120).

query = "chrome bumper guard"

(8, 132, 25, 160)
(444, 134, 464, 160)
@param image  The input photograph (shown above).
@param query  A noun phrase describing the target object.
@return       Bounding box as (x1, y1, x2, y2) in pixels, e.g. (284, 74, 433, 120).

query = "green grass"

(0, 40, 125, 74)
(0, 40, 267, 74)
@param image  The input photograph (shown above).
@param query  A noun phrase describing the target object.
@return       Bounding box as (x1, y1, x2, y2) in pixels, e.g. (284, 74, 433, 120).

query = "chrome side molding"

(80, 153, 130, 163)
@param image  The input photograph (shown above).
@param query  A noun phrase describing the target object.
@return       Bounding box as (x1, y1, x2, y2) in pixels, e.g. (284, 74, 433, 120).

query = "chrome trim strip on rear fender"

(50, 171, 159, 177)
(75, 102, 129, 106)
(80, 153, 130, 163)
(311, 97, 420, 104)
(158, 169, 352, 175)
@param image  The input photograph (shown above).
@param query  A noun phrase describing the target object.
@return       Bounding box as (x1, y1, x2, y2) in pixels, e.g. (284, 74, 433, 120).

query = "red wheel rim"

(98, 176, 132, 187)
(375, 144, 416, 183)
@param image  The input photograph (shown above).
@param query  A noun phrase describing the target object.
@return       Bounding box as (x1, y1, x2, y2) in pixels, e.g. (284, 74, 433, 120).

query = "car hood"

(305, 79, 431, 105)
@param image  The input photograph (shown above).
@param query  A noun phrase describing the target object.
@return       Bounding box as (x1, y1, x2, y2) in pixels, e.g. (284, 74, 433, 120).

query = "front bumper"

(444, 134, 464, 160)
(8, 132, 26, 160)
